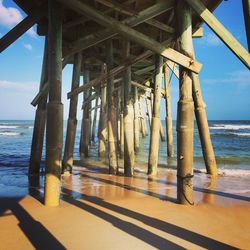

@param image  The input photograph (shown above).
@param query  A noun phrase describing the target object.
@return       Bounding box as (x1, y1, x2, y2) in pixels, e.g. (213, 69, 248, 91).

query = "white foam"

(210, 124, 250, 130)
(194, 168, 250, 177)
(28, 126, 33, 129)
(0, 132, 20, 136)
(233, 133, 250, 137)
(0, 125, 19, 129)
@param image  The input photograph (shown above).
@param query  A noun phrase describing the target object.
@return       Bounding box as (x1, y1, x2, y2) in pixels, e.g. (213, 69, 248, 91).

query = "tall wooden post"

(146, 95, 152, 129)
(139, 95, 147, 137)
(176, 2, 194, 205)
(29, 38, 48, 176)
(123, 40, 135, 176)
(163, 65, 174, 157)
(120, 80, 125, 158)
(98, 64, 107, 157)
(91, 90, 99, 143)
(192, 70, 217, 175)
(80, 69, 90, 157)
(133, 86, 140, 153)
(44, 0, 63, 207)
(62, 53, 82, 174)
(148, 55, 163, 175)
(242, 0, 250, 51)
(106, 40, 118, 174)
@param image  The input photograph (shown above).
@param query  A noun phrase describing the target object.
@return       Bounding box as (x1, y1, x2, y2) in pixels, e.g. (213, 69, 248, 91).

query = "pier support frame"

(176, 2, 194, 205)
(29, 38, 48, 176)
(80, 69, 90, 157)
(163, 65, 174, 158)
(148, 55, 163, 175)
(123, 40, 135, 176)
(62, 52, 82, 174)
(134, 86, 140, 153)
(44, 0, 63, 207)
(106, 40, 118, 174)
(98, 64, 107, 157)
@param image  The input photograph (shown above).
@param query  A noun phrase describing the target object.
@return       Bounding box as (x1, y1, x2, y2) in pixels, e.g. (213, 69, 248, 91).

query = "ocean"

(0, 120, 250, 174)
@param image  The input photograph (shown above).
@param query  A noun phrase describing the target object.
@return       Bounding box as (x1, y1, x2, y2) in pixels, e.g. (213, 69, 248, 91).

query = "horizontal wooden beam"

(96, 0, 174, 33)
(67, 39, 172, 98)
(0, 5, 46, 52)
(63, 1, 174, 59)
(131, 80, 165, 97)
(59, 0, 202, 73)
(185, 0, 250, 69)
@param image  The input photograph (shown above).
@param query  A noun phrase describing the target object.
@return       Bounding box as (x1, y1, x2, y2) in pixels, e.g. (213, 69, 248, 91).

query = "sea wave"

(233, 133, 250, 137)
(210, 124, 250, 130)
(0, 132, 21, 136)
(194, 168, 250, 176)
(0, 125, 19, 129)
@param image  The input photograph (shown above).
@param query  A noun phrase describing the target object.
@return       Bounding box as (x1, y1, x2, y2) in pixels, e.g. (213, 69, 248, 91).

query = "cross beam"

(59, 0, 202, 73)
(0, 5, 46, 52)
(63, 1, 174, 59)
(185, 0, 250, 69)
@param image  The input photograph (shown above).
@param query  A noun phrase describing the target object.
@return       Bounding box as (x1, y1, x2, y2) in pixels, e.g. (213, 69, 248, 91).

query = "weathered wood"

(96, 0, 175, 34)
(145, 94, 152, 130)
(29, 38, 48, 176)
(133, 86, 140, 153)
(176, 2, 194, 205)
(192, 27, 203, 38)
(44, 0, 63, 207)
(106, 40, 118, 174)
(139, 96, 148, 137)
(59, 0, 202, 73)
(185, 0, 250, 69)
(63, 1, 174, 58)
(148, 55, 163, 175)
(98, 64, 107, 158)
(91, 92, 99, 142)
(123, 40, 135, 176)
(242, 0, 250, 52)
(80, 69, 90, 157)
(163, 65, 174, 158)
(82, 91, 98, 109)
(62, 53, 82, 174)
(0, 5, 46, 52)
(120, 78, 125, 159)
(191, 68, 217, 176)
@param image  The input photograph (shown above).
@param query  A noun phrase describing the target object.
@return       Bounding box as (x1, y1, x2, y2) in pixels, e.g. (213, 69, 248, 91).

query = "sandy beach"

(0, 160, 250, 250)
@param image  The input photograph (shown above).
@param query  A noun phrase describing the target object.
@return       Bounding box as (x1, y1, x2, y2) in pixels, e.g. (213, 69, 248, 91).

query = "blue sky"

(0, 0, 249, 120)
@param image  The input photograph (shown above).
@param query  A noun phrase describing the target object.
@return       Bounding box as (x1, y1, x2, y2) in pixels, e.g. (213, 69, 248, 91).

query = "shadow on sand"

(61, 187, 238, 250)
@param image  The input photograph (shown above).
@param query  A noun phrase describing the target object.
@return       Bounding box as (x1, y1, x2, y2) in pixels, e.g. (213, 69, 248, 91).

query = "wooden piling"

(191, 70, 217, 176)
(106, 40, 118, 174)
(80, 69, 90, 157)
(62, 52, 82, 174)
(123, 40, 135, 176)
(139, 95, 147, 137)
(133, 86, 140, 153)
(163, 65, 174, 157)
(120, 79, 124, 159)
(44, 0, 63, 207)
(98, 64, 107, 158)
(148, 55, 163, 175)
(176, 2, 194, 205)
(242, 0, 250, 52)
(29, 38, 48, 176)
(91, 89, 99, 143)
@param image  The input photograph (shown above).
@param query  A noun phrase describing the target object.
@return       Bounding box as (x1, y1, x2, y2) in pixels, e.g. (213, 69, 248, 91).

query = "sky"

(0, 0, 249, 120)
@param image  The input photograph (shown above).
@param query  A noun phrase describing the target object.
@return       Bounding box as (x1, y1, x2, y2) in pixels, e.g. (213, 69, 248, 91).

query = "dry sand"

(0, 161, 250, 249)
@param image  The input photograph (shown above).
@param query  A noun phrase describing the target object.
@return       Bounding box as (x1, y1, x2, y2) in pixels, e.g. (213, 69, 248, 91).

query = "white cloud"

(0, 80, 38, 91)
(199, 32, 222, 47)
(203, 70, 250, 85)
(24, 43, 32, 51)
(0, 0, 36, 38)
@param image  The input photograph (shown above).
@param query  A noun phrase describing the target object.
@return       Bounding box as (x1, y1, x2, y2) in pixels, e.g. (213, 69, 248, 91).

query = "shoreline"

(1, 161, 250, 249)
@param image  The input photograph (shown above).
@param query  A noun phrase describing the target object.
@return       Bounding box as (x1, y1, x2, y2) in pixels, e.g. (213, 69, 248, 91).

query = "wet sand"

(0, 160, 250, 249)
